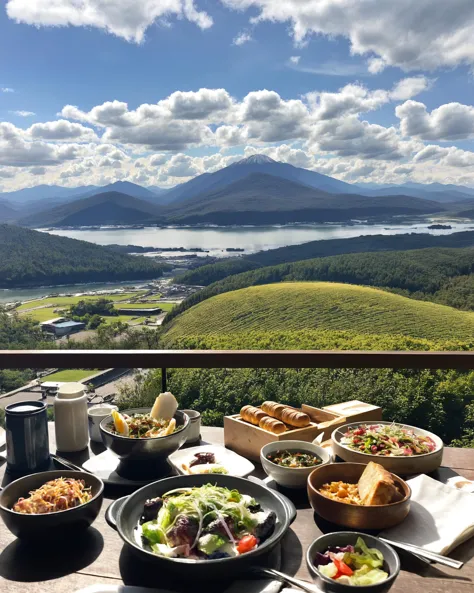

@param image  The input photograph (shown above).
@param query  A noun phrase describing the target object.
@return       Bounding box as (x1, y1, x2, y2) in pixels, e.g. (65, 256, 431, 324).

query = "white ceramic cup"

(182, 409, 201, 444)
(88, 404, 118, 443)
(54, 382, 89, 453)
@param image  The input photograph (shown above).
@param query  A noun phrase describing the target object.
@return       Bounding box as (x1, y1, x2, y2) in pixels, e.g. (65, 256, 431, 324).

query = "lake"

(44, 220, 474, 258)
(5, 220, 471, 304)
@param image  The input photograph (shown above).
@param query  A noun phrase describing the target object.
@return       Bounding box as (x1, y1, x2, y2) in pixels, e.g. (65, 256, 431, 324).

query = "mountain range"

(3, 154, 474, 227)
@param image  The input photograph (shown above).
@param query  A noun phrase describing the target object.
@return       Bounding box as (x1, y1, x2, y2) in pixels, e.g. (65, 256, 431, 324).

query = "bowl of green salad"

(307, 532, 400, 592)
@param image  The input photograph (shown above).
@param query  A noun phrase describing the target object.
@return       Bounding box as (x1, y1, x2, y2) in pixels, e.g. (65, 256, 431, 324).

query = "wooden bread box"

(224, 405, 346, 462)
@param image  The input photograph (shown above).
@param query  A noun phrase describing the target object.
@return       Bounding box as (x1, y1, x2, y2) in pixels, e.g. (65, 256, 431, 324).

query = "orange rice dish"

(319, 481, 362, 505)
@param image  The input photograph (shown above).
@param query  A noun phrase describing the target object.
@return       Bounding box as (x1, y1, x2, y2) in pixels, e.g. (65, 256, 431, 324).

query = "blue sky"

(2, 0, 474, 191)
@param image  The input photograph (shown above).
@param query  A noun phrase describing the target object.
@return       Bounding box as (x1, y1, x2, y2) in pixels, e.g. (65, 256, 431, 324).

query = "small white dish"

(169, 444, 255, 477)
(261, 440, 332, 489)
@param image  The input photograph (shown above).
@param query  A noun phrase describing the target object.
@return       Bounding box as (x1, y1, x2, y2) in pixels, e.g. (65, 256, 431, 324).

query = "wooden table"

(1, 426, 474, 593)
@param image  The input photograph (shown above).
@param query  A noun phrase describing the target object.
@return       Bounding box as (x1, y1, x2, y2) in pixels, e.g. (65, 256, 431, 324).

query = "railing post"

(162, 368, 167, 392)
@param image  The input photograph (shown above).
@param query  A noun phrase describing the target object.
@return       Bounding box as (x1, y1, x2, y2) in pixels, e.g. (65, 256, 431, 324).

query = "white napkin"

(381, 474, 474, 555)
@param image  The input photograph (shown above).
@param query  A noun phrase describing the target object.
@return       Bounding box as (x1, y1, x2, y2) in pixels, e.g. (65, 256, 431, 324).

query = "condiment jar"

(54, 382, 89, 452)
(5, 401, 50, 476)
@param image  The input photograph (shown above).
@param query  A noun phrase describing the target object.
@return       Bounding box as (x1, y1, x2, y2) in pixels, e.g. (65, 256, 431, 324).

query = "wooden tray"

(224, 406, 344, 462)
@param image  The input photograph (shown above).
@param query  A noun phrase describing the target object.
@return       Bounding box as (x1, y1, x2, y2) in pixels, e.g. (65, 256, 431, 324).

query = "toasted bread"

(358, 462, 399, 506)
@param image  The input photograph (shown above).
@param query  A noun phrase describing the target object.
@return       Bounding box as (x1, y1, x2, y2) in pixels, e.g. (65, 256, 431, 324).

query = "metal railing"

(0, 350, 473, 392)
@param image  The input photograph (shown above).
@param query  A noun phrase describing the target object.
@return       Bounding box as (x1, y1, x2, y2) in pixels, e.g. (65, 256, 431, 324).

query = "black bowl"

(0, 470, 104, 539)
(100, 409, 190, 463)
(115, 474, 291, 579)
(307, 532, 400, 593)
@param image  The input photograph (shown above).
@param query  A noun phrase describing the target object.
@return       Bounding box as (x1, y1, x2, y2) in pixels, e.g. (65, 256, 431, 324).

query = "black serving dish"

(113, 473, 292, 579)
(99, 409, 190, 468)
(0, 470, 104, 539)
(306, 532, 400, 593)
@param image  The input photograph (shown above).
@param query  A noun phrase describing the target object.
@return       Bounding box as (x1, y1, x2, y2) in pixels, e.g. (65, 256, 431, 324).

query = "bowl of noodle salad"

(0, 470, 104, 539)
(332, 421, 443, 475)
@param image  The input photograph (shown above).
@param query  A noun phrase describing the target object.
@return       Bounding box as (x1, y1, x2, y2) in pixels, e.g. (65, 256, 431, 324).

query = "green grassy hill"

(164, 282, 474, 342)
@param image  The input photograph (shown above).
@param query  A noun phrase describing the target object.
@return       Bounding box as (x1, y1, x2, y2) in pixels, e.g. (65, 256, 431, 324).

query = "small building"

(41, 318, 86, 337)
(115, 307, 162, 316)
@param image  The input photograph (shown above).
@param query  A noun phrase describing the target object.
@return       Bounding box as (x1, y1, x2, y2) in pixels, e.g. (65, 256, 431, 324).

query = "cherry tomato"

(237, 535, 258, 554)
(333, 558, 353, 576)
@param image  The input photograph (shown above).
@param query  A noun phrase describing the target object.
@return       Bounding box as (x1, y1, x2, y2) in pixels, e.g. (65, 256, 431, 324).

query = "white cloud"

(149, 153, 169, 166)
(390, 76, 433, 101)
(221, 0, 474, 72)
(10, 110, 36, 117)
(396, 100, 474, 141)
(0, 122, 80, 167)
(6, 0, 213, 44)
(307, 84, 389, 121)
(160, 153, 201, 177)
(233, 30, 252, 45)
(289, 56, 300, 64)
(1, 88, 14, 93)
(161, 88, 234, 120)
(28, 120, 98, 141)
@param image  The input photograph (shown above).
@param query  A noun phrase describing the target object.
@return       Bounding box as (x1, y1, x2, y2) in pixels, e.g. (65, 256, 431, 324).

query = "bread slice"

(358, 462, 399, 506)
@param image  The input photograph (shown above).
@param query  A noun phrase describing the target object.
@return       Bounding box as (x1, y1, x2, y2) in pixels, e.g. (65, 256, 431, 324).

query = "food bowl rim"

(99, 407, 190, 441)
(0, 469, 104, 516)
(261, 440, 330, 472)
(306, 531, 401, 589)
(332, 420, 444, 459)
(307, 462, 411, 508)
(116, 474, 289, 565)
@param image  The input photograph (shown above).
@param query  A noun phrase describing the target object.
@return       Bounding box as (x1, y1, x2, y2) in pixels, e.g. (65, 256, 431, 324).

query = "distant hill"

(0, 184, 99, 205)
(163, 282, 474, 342)
(19, 191, 163, 227)
(0, 200, 18, 222)
(72, 181, 159, 202)
(164, 173, 443, 225)
(0, 224, 169, 288)
(162, 154, 359, 203)
(177, 230, 474, 286)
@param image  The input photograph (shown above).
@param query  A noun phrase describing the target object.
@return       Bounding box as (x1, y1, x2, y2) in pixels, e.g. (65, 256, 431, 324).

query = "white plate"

(0, 427, 5, 449)
(169, 445, 255, 477)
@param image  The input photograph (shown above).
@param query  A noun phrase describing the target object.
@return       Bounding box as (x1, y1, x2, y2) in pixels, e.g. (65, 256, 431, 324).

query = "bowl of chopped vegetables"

(0, 470, 104, 539)
(261, 440, 331, 488)
(306, 532, 400, 592)
(100, 407, 190, 463)
(332, 421, 443, 475)
(112, 473, 292, 579)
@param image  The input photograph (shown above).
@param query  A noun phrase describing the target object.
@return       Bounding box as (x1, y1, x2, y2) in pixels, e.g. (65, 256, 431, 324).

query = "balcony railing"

(0, 350, 473, 392)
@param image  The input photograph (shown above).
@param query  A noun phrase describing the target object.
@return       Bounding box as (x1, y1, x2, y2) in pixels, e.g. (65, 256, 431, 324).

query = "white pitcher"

(54, 382, 89, 452)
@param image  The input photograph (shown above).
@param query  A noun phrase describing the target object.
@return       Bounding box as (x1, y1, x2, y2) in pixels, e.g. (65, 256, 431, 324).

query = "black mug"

(5, 401, 50, 476)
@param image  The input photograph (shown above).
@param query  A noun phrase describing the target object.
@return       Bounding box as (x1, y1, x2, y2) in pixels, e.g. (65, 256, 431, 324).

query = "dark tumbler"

(5, 401, 50, 476)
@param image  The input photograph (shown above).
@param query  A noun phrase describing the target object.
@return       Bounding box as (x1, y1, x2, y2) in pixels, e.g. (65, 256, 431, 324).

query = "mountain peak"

(233, 154, 277, 166)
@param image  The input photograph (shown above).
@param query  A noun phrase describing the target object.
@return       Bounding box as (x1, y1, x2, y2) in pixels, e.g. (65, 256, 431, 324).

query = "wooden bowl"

(332, 421, 443, 476)
(307, 463, 411, 530)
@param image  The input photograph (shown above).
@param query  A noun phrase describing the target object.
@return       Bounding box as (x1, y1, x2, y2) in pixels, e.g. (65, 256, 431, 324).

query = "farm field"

(164, 281, 474, 342)
(17, 292, 148, 311)
(41, 369, 99, 382)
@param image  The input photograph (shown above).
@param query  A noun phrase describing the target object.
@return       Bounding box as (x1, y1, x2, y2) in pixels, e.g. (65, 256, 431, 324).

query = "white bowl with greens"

(261, 440, 331, 489)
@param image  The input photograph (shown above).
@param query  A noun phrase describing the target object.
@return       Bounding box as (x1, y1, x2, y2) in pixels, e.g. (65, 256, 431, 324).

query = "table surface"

(1, 425, 474, 593)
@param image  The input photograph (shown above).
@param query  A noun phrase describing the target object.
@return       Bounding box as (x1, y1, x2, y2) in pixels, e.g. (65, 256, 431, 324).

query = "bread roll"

(358, 462, 400, 506)
(259, 416, 287, 435)
(240, 405, 268, 426)
(261, 401, 310, 428)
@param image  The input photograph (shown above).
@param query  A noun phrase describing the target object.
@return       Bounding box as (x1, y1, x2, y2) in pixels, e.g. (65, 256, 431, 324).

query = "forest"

(0, 224, 169, 287)
(176, 230, 474, 286)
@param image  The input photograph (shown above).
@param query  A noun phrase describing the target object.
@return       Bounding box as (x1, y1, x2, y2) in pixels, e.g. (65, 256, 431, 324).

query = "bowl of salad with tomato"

(307, 532, 400, 593)
(331, 421, 443, 476)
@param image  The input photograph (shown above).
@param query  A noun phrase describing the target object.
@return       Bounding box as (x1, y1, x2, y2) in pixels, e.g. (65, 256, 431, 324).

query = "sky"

(2, 1, 474, 192)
